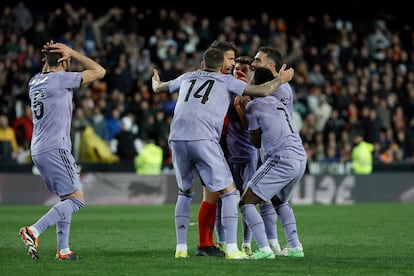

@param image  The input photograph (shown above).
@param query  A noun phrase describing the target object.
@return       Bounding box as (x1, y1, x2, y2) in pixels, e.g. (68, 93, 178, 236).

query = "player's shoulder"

(246, 97, 263, 109)
(277, 82, 293, 91)
(254, 95, 281, 107)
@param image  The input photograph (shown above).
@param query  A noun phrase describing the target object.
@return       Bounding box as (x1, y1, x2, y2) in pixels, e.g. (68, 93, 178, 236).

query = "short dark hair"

(252, 67, 274, 85)
(210, 40, 238, 55)
(235, 55, 253, 65)
(257, 46, 283, 71)
(203, 48, 224, 69)
(43, 50, 62, 67)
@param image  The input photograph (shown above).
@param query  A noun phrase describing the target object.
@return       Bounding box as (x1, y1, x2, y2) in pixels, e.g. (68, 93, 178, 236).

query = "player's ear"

(62, 59, 71, 71)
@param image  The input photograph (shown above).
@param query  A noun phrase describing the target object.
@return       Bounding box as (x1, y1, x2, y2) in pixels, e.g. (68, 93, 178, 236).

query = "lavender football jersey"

(227, 100, 257, 162)
(272, 82, 294, 115)
(29, 71, 82, 155)
(245, 96, 307, 160)
(168, 69, 248, 141)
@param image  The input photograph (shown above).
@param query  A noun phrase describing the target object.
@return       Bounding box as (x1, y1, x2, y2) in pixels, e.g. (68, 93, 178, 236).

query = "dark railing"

(0, 161, 413, 174)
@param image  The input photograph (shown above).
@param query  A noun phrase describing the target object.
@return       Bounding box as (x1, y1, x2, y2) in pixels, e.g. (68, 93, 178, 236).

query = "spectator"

(12, 103, 33, 150)
(351, 134, 374, 174)
(106, 106, 123, 141)
(79, 125, 119, 164)
(0, 3, 413, 167)
(11, 1, 33, 36)
(88, 106, 109, 142)
(112, 115, 140, 162)
(0, 114, 19, 162)
(313, 94, 332, 133)
(134, 139, 163, 175)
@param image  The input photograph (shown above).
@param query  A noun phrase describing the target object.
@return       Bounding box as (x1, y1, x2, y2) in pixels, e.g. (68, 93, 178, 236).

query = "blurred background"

(0, 1, 413, 205)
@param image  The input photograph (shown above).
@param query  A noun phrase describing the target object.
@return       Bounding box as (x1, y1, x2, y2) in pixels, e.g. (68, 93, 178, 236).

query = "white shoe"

(280, 243, 304, 257)
(271, 243, 282, 255)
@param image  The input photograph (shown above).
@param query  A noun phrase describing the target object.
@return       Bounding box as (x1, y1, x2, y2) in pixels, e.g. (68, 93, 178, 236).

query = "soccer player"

(239, 67, 306, 259)
(248, 46, 298, 254)
(19, 40, 106, 260)
(196, 40, 238, 257)
(251, 46, 294, 115)
(151, 47, 294, 259)
(230, 55, 281, 255)
(226, 55, 256, 255)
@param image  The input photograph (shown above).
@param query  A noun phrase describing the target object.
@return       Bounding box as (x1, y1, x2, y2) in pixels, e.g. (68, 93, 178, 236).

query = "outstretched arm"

(151, 69, 170, 93)
(243, 64, 294, 97)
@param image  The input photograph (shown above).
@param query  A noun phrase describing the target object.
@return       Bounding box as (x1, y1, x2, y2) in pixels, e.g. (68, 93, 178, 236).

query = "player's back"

(29, 71, 81, 154)
(246, 96, 306, 160)
(168, 69, 247, 142)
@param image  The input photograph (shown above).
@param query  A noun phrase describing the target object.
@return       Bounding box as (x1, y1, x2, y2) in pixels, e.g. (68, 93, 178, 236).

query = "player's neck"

(203, 68, 216, 72)
(42, 65, 63, 73)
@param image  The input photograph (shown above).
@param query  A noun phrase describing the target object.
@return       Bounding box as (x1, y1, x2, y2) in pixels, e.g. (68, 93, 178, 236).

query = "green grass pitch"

(1, 203, 413, 275)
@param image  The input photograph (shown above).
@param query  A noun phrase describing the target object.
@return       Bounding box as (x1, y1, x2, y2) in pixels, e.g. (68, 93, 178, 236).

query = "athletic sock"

(197, 201, 216, 247)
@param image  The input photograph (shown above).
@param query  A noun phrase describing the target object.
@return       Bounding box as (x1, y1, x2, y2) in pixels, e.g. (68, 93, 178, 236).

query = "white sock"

(268, 239, 279, 247)
(59, 248, 71, 254)
(225, 243, 238, 254)
(176, 244, 187, 252)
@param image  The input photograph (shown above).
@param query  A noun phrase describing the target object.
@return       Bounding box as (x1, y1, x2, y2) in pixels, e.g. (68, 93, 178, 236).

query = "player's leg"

(219, 184, 248, 259)
(196, 140, 245, 259)
(55, 191, 84, 260)
(259, 201, 280, 253)
(20, 150, 84, 260)
(239, 187, 274, 259)
(214, 197, 225, 251)
(196, 186, 223, 257)
(170, 141, 195, 258)
(272, 158, 306, 257)
(175, 188, 194, 258)
(273, 200, 303, 257)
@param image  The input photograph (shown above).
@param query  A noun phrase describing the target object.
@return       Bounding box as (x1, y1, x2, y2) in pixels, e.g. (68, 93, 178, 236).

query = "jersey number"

(277, 107, 294, 133)
(184, 79, 214, 104)
(32, 90, 45, 120)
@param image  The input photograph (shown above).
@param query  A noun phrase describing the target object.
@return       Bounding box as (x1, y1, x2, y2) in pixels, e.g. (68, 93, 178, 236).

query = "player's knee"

(203, 190, 220, 203)
(68, 197, 85, 211)
(179, 188, 194, 195)
(219, 183, 235, 195)
(273, 200, 290, 214)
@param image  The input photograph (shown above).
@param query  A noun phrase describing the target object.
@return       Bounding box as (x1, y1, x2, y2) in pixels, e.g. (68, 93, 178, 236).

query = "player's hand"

(239, 96, 250, 107)
(152, 69, 161, 92)
(235, 70, 249, 83)
(43, 41, 74, 63)
(234, 95, 250, 109)
(152, 69, 160, 81)
(277, 64, 294, 83)
(234, 95, 241, 106)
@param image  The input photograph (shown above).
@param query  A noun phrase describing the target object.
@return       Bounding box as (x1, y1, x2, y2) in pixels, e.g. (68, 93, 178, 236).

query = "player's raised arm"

(151, 68, 170, 93)
(45, 42, 106, 86)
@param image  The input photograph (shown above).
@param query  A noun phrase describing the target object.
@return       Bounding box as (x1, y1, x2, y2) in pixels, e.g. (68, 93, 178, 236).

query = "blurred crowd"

(1, 2, 414, 169)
